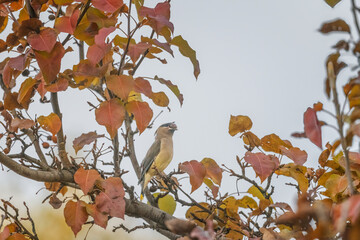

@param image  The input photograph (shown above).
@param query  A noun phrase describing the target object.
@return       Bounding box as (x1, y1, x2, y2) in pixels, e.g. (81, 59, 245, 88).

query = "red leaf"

(45, 77, 68, 92)
(201, 158, 222, 185)
(106, 75, 134, 100)
(126, 101, 153, 134)
(34, 42, 65, 84)
(54, 9, 79, 34)
(73, 131, 104, 154)
(37, 113, 62, 136)
(128, 42, 151, 63)
(64, 200, 88, 236)
(95, 27, 116, 45)
(244, 152, 280, 183)
(95, 177, 125, 219)
(95, 99, 125, 139)
(85, 203, 108, 229)
(304, 107, 322, 149)
(134, 77, 153, 97)
(92, 0, 124, 13)
(333, 195, 360, 232)
(8, 54, 27, 71)
(28, 28, 57, 53)
(279, 146, 308, 166)
(139, 2, 174, 34)
(179, 160, 206, 193)
(74, 167, 101, 194)
(86, 43, 111, 65)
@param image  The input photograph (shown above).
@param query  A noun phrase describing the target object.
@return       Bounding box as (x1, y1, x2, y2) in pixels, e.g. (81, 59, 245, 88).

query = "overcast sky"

(0, 0, 354, 239)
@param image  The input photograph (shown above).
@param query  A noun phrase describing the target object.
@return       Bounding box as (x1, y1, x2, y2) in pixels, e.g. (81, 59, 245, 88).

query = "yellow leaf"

(152, 193, 176, 215)
(237, 196, 258, 209)
(276, 163, 308, 193)
(247, 185, 273, 203)
(228, 115, 253, 136)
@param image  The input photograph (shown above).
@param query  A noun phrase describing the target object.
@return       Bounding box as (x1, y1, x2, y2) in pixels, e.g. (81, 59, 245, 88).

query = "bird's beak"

(170, 123, 177, 131)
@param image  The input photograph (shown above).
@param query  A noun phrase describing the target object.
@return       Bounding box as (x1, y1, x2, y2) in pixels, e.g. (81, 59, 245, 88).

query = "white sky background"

(0, 0, 355, 239)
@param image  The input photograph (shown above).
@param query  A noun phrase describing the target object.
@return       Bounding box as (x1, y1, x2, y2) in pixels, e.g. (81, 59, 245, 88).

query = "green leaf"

(171, 36, 200, 79)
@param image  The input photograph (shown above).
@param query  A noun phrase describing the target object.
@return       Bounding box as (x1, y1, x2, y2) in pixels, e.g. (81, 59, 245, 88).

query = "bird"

(138, 122, 177, 194)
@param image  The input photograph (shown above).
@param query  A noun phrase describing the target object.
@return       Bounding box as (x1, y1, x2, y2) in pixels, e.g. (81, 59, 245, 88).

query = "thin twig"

(328, 62, 355, 195)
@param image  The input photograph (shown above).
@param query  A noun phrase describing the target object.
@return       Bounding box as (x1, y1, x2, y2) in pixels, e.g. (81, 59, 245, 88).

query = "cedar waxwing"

(138, 122, 177, 192)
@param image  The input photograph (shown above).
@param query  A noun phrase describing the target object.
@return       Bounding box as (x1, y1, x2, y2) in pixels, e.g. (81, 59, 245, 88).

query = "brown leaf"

(318, 149, 330, 167)
(4, 92, 22, 110)
(95, 177, 125, 219)
(95, 99, 125, 139)
(243, 131, 261, 148)
(49, 194, 62, 209)
(154, 75, 184, 106)
(64, 200, 88, 236)
(228, 115, 252, 136)
(74, 167, 101, 194)
(179, 160, 206, 193)
(319, 19, 350, 34)
(73, 131, 104, 154)
(244, 152, 279, 182)
(10, 118, 35, 132)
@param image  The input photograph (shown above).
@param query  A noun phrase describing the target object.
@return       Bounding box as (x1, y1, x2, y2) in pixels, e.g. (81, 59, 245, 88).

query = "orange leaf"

(95, 99, 125, 139)
(95, 177, 125, 219)
(74, 167, 101, 194)
(85, 203, 108, 229)
(279, 146, 308, 166)
(64, 200, 88, 236)
(7, 233, 28, 240)
(17, 77, 37, 108)
(37, 113, 62, 136)
(34, 42, 65, 84)
(201, 158, 222, 185)
(228, 115, 252, 136)
(179, 160, 206, 193)
(134, 77, 153, 97)
(244, 152, 279, 183)
(126, 101, 153, 134)
(304, 107, 322, 149)
(86, 43, 111, 65)
(313, 102, 323, 111)
(73, 131, 104, 154)
(106, 75, 134, 100)
(28, 28, 57, 53)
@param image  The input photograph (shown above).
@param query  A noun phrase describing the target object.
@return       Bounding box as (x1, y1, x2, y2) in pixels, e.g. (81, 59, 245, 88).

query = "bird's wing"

(138, 139, 161, 184)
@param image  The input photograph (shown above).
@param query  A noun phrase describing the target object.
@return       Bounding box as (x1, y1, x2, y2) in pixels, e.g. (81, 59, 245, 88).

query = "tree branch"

(50, 92, 71, 168)
(0, 152, 73, 182)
